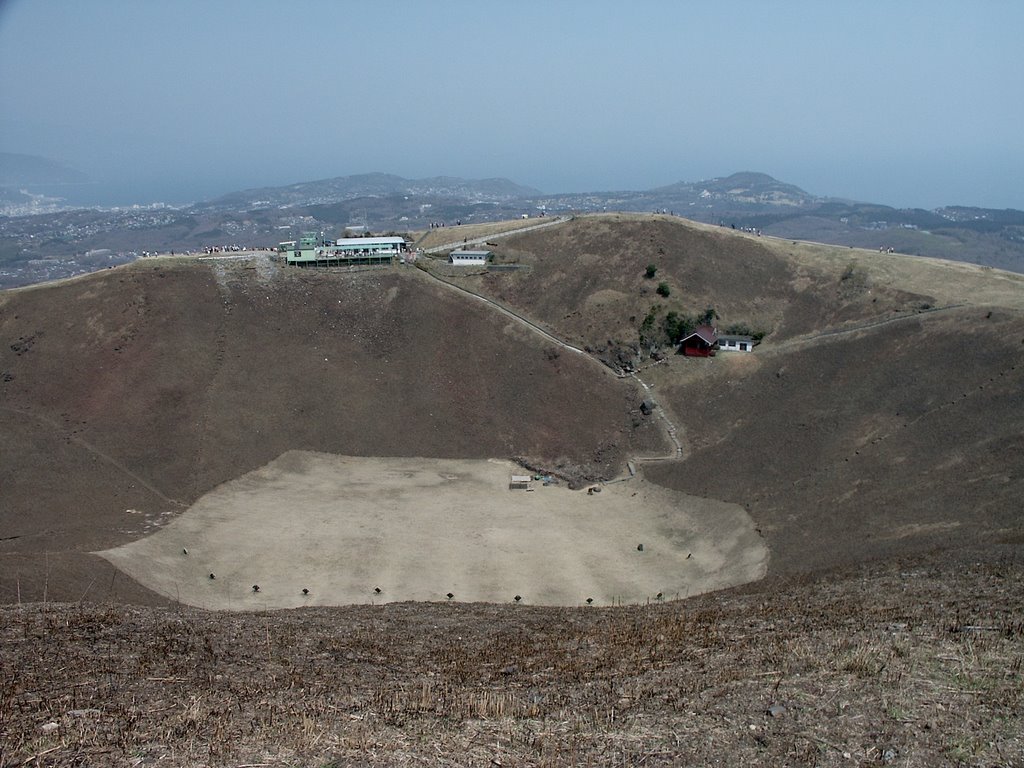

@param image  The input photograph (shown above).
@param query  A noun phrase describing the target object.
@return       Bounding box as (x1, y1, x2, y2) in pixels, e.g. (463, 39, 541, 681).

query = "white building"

(718, 334, 755, 352)
(509, 475, 532, 490)
(335, 236, 407, 256)
(448, 249, 491, 265)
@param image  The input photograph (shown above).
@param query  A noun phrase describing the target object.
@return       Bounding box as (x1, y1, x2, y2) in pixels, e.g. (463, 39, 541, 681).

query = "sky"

(1, 0, 1022, 209)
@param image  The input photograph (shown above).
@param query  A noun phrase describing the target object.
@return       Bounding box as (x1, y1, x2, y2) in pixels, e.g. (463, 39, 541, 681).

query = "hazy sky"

(1, 0, 1022, 208)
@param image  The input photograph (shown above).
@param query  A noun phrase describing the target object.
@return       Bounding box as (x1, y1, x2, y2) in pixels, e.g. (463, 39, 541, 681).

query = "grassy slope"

(765, 215, 1024, 273)
(457, 214, 940, 349)
(444, 213, 1024, 573)
(2, 552, 1020, 767)
(0, 259, 662, 603)
(412, 218, 547, 251)
(3, 216, 1024, 766)
(646, 307, 1024, 572)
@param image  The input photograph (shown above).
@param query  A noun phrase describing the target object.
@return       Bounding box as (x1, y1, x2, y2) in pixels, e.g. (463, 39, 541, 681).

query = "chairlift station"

(278, 235, 408, 267)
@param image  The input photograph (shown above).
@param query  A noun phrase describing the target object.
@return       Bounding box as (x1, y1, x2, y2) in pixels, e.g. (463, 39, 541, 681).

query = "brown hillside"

(646, 307, 1024, 572)
(412, 218, 544, 251)
(0, 259, 663, 603)
(5, 215, 1023, 603)
(438, 214, 1024, 574)
(3, 216, 1024, 766)
(455, 213, 938, 351)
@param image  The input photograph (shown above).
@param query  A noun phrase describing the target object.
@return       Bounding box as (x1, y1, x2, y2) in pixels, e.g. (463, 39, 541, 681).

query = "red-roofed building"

(679, 325, 718, 357)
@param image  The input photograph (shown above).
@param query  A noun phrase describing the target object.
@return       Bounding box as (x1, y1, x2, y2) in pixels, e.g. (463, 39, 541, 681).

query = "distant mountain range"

(194, 171, 1024, 273)
(2, 168, 1024, 287)
(651, 171, 819, 206)
(0, 152, 93, 214)
(202, 170, 820, 215)
(0, 152, 91, 187)
(198, 173, 542, 212)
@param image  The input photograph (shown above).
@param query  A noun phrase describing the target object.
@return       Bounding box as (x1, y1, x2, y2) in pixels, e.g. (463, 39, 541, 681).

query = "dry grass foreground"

(99, 453, 767, 609)
(2, 551, 1020, 767)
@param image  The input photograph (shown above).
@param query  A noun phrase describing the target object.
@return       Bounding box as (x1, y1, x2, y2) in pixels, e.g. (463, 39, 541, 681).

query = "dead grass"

(646, 305, 1024, 574)
(434, 212, 1024, 578)
(0, 261, 663, 603)
(3, 213, 1024, 765)
(762, 234, 1024, 311)
(1, 550, 1021, 766)
(412, 218, 548, 251)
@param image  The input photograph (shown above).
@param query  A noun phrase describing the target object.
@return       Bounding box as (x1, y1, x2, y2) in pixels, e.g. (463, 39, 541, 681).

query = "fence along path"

(421, 215, 572, 254)
(413, 264, 688, 468)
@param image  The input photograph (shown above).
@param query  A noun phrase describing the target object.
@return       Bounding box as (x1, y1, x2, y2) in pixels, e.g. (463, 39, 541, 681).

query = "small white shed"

(509, 475, 532, 490)
(449, 249, 491, 265)
(718, 334, 755, 352)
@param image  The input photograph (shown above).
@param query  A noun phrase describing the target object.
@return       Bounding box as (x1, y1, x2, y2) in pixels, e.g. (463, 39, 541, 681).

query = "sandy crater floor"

(100, 452, 767, 610)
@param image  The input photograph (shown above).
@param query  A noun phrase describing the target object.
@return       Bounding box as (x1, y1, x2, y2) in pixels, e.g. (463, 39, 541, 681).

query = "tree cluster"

(639, 305, 718, 348)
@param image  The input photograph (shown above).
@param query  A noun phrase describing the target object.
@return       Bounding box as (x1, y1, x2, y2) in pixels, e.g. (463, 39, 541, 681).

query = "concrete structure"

(279, 235, 407, 267)
(448, 249, 491, 266)
(509, 475, 532, 490)
(277, 235, 319, 264)
(718, 334, 755, 352)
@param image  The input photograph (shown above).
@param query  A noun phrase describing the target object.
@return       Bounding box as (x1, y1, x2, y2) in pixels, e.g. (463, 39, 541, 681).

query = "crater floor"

(99, 452, 767, 610)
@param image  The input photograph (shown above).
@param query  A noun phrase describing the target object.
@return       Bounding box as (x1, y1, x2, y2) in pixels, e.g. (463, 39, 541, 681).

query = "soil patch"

(0, 261, 664, 603)
(99, 453, 767, 609)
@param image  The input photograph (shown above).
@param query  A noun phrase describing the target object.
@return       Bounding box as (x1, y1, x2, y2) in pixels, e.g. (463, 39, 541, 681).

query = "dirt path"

(98, 453, 767, 610)
(0, 406, 186, 508)
(629, 373, 686, 461)
(415, 268, 593, 358)
(420, 215, 572, 254)
(188, 263, 235, 496)
(414, 267, 687, 464)
(86, 260, 750, 611)
(765, 304, 966, 356)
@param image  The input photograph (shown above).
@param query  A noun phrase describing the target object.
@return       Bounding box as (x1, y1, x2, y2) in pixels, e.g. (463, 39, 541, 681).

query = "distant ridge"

(0, 152, 90, 187)
(649, 171, 818, 207)
(200, 172, 541, 211)
(5, 168, 1024, 287)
